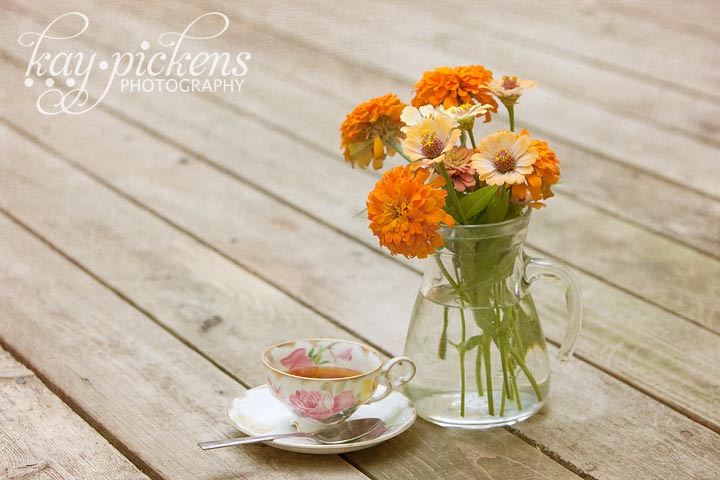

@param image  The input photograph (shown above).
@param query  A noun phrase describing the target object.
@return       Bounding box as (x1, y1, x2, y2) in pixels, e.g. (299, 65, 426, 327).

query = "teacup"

(262, 339, 416, 425)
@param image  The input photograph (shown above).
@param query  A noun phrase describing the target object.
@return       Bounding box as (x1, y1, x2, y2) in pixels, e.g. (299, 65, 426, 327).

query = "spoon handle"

(198, 432, 308, 450)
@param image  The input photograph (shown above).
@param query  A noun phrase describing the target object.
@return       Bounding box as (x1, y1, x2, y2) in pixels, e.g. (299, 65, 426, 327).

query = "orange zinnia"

(367, 165, 455, 259)
(412, 66, 498, 122)
(340, 93, 405, 169)
(511, 130, 561, 207)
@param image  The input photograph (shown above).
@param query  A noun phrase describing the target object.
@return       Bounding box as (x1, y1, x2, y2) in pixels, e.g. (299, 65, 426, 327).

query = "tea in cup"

(262, 339, 416, 425)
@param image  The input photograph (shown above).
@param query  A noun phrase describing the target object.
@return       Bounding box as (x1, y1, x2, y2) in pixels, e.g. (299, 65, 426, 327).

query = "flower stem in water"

(475, 339, 484, 396)
(459, 307, 467, 417)
(510, 348, 543, 402)
(483, 335, 494, 415)
(438, 306, 449, 360)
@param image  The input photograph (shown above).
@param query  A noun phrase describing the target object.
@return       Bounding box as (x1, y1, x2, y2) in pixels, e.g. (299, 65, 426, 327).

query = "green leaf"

(455, 335, 484, 353)
(459, 185, 498, 219)
(347, 139, 373, 155)
(479, 189, 510, 224)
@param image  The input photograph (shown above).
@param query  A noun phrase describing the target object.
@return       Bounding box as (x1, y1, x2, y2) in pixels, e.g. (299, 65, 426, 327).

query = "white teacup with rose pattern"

(263, 339, 416, 426)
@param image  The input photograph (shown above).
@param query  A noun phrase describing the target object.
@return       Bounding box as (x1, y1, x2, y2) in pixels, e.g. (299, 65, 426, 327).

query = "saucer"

(228, 385, 416, 454)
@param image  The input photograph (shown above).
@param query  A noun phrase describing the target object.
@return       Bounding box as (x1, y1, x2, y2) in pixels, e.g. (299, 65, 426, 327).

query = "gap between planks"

(2, 21, 720, 390)
(200, 0, 720, 200)
(2, 44, 716, 339)
(3, 110, 720, 443)
(0, 124, 696, 479)
(0, 139, 589, 478)
(0, 64, 716, 340)
(2, 59, 716, 472)
(4, 0, 720, 442)
(13, 0, 720, 204)
(0, 331, 166, 480)
(5, 4, 719, 274)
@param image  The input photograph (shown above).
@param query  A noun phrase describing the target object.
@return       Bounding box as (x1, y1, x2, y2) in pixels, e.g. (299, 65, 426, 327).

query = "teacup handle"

(365, 356, 416, 404)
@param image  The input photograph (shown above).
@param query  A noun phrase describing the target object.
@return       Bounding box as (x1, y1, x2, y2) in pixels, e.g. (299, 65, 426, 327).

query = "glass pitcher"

(404, 209, 582, 428)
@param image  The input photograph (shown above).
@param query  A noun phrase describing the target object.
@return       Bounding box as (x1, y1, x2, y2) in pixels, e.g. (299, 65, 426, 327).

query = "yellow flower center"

(420, 129, 445, 159)
(501, 76, 520, 90)
(455, 103, 472, 115)
(388, 202, 409, 219)
(493, 148, 517, 173)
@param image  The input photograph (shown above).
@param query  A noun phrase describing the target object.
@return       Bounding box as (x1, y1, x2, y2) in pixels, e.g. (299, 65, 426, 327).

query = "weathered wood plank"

(358, 0, 720, 145)
(13, 0, 720, 259)
(2, 6, 720, 426)
(0, 348, 149, 480)
(6, 1, 719, 327)
(600, 0, 720, 38)
(471, 0, 720, 97)
(4, 100, 720, 480)
(1, 1, 717, 424)
(127, 0, 720, 256)
(2, 58, 720, 480)
(0, 228, 371, 478)
(227, 0, 720, 200)
(0, 129, 582, 480)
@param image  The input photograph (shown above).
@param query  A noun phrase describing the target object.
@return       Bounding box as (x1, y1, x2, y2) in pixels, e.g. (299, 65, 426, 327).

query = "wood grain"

(0, 225, 371, 479)
(367, 0, 720, 145)
(469, 0, 720, 98)
(2, 6, 719, 431)
(7, 0, 719, 327)
(213, 0, 720, 200)
(2, 2, 720, 479)
(14, 0, 720, 260)
(0, 131, 581, 480)
(0, 348, 148, 480)
(1, 55, 720, 480)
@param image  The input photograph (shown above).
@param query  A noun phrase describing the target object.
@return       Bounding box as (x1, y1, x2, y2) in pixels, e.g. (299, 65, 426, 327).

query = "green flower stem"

(493, 285, 512, 405)
(499, 377, 507, 416)
(438, 306, 449, 360)
(512, 361, 523, 411)
(499, 333, 511, 417)
(459, 349, 467, 417)
(483, 334, 494, 415)
(434, 255, 461, 292)
(467, 128, 477, 149)
(510, 348, 543, 402)
(475, 340, 484, 396)
(507, 105, 515, 132)
(459, 307, 467, 417)
(385, 140, 413, 163)
(438, 162, 467, 224)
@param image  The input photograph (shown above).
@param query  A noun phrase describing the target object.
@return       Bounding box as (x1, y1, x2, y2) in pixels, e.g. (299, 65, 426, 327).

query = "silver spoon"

(198, 417, 384, 450)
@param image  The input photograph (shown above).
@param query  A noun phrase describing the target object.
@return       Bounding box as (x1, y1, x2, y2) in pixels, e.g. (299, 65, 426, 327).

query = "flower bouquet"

(340, 66, 581, 428)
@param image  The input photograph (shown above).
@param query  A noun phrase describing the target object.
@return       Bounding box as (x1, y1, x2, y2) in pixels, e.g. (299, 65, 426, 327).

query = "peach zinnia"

(412, 65, 498, 122)
(471, 131, 538, 185)
(489, 75, 536, 107)
(511, 130, 561, 206)
(442, 147, 477, 192)
(367, 165, 455, 259)
(340, 93, 405, 170)
(401, 115, 461, 165)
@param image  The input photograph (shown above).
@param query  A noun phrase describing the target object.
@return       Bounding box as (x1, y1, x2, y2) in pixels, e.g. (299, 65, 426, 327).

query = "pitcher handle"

(524, 256, 583, 363)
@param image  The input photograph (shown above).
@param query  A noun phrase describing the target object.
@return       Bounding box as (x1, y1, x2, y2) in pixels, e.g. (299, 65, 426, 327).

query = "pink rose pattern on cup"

(280, 348, 315, 370)
(264, 340, 390, 425)
(288, 389, 355, 420)
(333, 347, 353, 362)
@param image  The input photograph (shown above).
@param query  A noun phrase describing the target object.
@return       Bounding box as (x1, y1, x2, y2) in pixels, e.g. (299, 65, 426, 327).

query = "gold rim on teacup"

(262, 338, 384, 381)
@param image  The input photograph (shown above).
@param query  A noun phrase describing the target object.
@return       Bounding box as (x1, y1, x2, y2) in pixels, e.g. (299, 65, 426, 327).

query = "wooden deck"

(1, 0, 719, 478)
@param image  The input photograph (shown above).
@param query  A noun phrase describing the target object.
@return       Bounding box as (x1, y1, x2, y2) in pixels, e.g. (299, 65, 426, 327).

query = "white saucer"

(228, 385, 416, 454)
